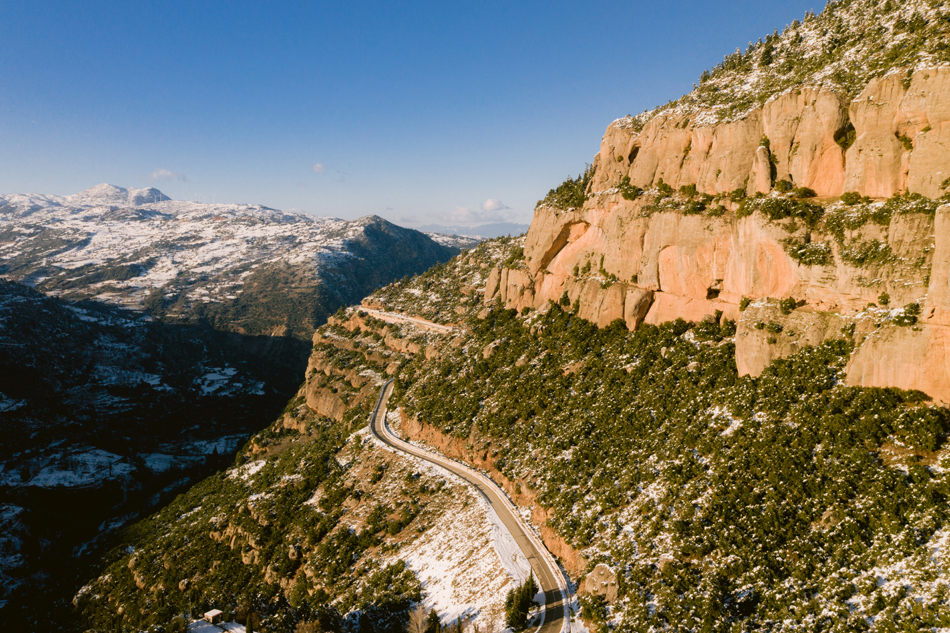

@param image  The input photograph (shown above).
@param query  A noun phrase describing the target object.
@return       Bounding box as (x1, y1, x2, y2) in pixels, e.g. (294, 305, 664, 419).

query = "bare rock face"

(748, 145, 774, 195)
(846, 324, 950, 402)
(844, 75, 910, 198)
(487, 192, 945, 397)
(845, 67, 950, 199)
(926, 207, 950, 325)
(591, 67, 950, 200)
(305, 386, 345, 422)
(906, 68, 950, 198)
(764, 87, 848, 194)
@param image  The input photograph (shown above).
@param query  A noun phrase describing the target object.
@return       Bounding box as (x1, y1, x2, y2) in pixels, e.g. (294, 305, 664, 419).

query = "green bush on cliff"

(839, 239, 895, 267)
(618, 176, 642, 201)
(893, 302, 921, 326)
(536, 166, 592, 210)
(841, 191, 869, 206)
(737, 196, 824, 228)
(782, 238, 833, 266)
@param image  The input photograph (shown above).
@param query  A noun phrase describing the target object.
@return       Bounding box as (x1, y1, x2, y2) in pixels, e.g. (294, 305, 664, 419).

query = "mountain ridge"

(0, 185, 463, 340)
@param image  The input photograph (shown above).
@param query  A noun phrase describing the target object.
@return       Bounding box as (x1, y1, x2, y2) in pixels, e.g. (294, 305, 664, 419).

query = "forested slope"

(397, 303, 950, 630)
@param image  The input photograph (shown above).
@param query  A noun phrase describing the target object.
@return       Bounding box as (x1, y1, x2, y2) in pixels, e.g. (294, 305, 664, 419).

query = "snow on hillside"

(0, 184, 169, 210)
(423, 232, 482, 250)
(0, 185, 360, 307)
(364, 420, 524, 632)
(0, 185, 462, 326)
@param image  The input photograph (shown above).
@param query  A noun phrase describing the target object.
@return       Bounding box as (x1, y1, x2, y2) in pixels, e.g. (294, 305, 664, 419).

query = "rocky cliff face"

(487, 64, 950, 402)
(591, 67, 950, 200)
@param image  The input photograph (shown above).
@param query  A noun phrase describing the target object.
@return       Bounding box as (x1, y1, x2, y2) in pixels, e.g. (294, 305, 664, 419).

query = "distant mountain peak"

(65, 184, 171, 207)
(77, 183, 126, 196)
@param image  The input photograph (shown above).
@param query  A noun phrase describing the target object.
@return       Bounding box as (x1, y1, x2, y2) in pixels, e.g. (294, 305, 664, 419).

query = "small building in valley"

(204, 610, 223, 624)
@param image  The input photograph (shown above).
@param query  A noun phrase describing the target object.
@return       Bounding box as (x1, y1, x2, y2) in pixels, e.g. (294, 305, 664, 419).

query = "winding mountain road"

(369, 380, 570, 633)
(359, 308, 456, 334)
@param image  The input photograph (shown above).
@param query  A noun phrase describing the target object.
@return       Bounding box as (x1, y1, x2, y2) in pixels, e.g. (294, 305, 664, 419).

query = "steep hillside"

(0, 185, 460, 339)
(398, 305, 950, 630)
(78, 233, 950, 631)
(0, 186, 465, 627)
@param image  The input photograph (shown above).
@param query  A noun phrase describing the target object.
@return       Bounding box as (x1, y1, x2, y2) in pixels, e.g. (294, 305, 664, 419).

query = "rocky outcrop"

(304, 386, 346, 422)
(490, 199, 933, 317)
(735, 302, 851, 377)
(582, 564, 619, 603)
(488, 198, 950, 398)
(846, 324, 950, 397)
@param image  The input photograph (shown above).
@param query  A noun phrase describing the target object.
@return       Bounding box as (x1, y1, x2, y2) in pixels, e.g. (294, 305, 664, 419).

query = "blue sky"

(0, 1, 819, 227)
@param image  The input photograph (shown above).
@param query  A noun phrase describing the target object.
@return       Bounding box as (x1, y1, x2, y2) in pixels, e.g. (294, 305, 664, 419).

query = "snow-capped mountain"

(0, 185, 461, 338)
(0, 184, 170, 215)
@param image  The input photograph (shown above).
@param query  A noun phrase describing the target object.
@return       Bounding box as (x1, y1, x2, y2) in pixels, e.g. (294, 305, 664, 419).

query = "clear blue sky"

(0, 1, 819, 227)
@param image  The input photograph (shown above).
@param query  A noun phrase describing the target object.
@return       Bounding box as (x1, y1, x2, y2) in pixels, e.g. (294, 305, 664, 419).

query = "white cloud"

(312, 163, 326, 173)
(481, 198, 509, 212)
(150, 168, 187, 182)
(447, 206, 505, 224)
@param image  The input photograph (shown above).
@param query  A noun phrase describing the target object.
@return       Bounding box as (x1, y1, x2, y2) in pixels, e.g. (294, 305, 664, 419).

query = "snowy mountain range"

(0, 185, 472, 338)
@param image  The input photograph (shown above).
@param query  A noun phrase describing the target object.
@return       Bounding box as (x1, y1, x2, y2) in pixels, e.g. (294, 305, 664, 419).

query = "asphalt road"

(369, 379, 569, 633)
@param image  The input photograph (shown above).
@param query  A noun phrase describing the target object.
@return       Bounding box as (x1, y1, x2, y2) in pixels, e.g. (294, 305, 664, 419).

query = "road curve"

(369, 379, 570, 633)
(360, 308, 456, 334)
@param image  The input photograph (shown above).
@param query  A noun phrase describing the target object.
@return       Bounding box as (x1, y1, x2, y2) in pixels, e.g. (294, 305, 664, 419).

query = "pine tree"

(504, 575, 538, 631)
(424, 609, 441, 633)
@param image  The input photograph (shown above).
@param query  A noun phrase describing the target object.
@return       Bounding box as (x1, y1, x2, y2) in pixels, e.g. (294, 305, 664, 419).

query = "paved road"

(369, 380, 569, 633)
(360, 308, 456, 334)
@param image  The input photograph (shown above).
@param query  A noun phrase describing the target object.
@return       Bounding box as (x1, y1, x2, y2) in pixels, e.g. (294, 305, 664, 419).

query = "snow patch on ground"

(368, 419, 531, 631)
(187, 620, 246, 633)
(482, 498, 533, 585)
(0, 449, 133, 487)
(228, 460, 265, 482)
(0, 393, 26, 412)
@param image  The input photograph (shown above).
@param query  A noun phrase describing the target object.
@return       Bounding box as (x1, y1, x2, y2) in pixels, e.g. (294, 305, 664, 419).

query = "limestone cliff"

(487, 63, 950, 402)
(591, 68, 950, 200)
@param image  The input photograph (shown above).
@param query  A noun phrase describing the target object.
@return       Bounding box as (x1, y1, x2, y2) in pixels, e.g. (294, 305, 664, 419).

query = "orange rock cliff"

(486, 66, 950, 402)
